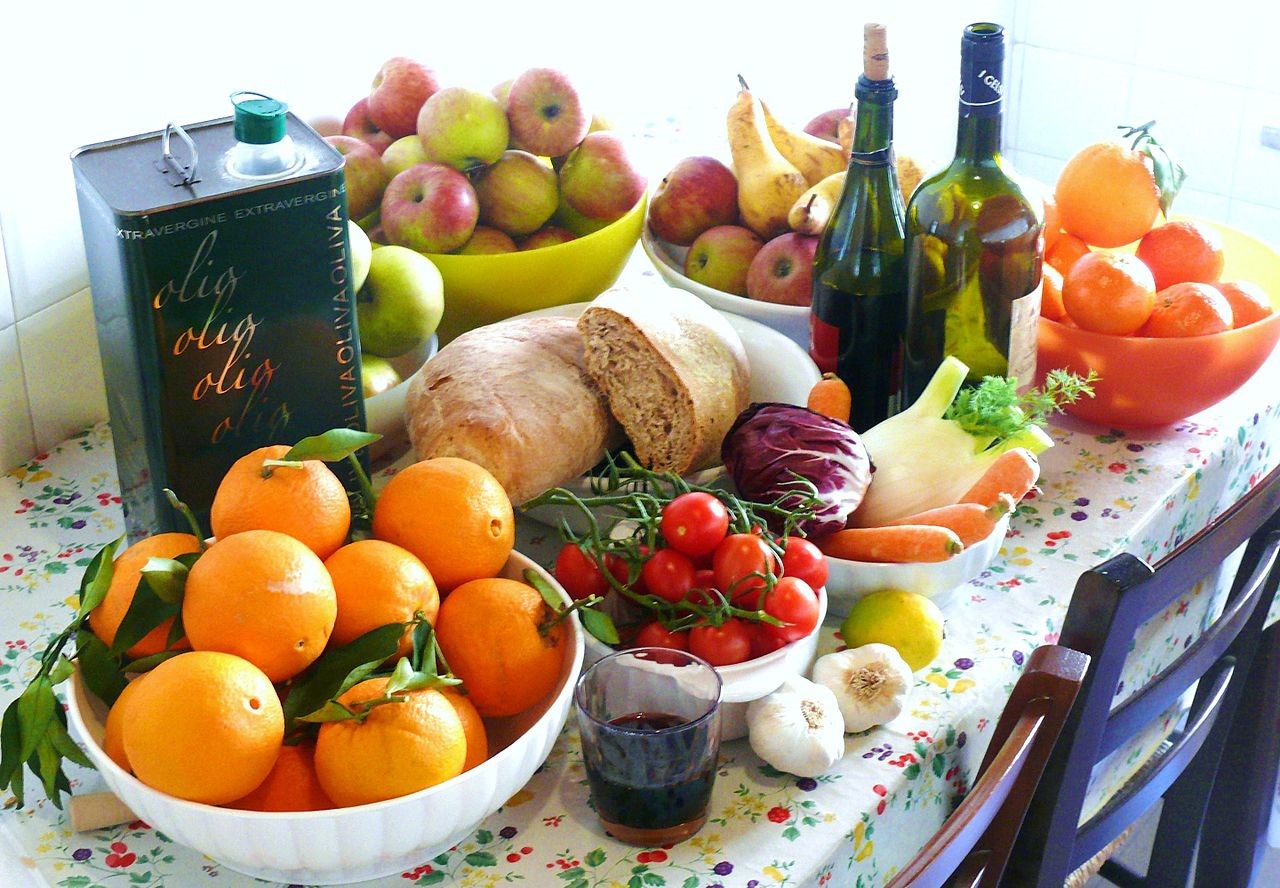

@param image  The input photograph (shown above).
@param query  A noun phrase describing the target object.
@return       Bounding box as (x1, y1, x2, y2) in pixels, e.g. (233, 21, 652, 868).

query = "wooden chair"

(885, 644, 1089, 888)
(1004, 462, 1280, 888)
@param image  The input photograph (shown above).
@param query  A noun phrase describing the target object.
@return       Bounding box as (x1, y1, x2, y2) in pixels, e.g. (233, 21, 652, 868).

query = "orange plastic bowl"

(1038, 218, 1280, 428)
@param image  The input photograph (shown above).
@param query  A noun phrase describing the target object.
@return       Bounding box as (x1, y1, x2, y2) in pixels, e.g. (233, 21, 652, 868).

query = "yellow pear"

(761, 101, 847, 186)
(727, 79, 808, 239)
(788, 171, 846, 235)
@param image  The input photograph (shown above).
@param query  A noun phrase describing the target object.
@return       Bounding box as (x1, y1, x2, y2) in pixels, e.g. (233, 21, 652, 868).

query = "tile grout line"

(0, 210, 37, 463)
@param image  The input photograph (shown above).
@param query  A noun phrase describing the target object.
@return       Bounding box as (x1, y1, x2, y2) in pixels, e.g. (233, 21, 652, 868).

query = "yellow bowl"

(425, 196, 647, 345)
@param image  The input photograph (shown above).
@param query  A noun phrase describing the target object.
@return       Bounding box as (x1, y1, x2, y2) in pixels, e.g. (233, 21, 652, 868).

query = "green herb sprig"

(944, 369, 1098, 444)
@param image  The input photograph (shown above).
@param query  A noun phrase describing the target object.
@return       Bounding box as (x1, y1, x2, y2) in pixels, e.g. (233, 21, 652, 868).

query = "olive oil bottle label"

(1008, 282, 1042, 389)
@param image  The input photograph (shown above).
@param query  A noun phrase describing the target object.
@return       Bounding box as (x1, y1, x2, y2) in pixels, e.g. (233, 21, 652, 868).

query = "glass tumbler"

(574, 647, 723, 845)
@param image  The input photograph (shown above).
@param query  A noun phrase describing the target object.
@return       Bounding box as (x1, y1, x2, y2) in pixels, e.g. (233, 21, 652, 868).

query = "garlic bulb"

(811, 643, 914, 733)
(746, 675, 845, 778)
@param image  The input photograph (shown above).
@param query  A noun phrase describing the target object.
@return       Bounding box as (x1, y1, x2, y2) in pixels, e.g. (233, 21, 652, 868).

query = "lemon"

(840, 589, 944, 672)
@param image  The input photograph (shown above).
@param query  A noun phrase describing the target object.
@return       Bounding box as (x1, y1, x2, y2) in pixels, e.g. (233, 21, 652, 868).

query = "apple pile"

(648, 82, 923, 308)
(322, 57, 647, 256)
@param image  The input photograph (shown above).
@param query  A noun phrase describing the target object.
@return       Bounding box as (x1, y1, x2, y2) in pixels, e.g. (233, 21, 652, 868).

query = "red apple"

(380, 163, 478, 254)
(648, 156, 739, 246)
(505, 67, 591, 157)
(473, 150, 558, 236)
(368, 57, 440, 139)
(804, 107, 853, 143)
(324, 135, 390, 221)
(746, 233, 819, 306)
(558, 132, 647, 226)
(457, 226, 519, 254)
(684, 225, 764, 296)
(342, 98, 394, 155)
(521, 226, 576, 250)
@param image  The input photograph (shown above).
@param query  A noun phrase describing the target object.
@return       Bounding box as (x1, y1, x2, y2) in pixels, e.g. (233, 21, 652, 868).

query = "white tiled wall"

(4, 0, 1277, 471)
(1006, 1, 1280, 245)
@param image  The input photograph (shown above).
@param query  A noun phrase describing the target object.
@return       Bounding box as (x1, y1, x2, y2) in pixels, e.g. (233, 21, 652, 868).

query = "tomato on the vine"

(781, 536, 829, 591)
(761, 576, 821, 644)
(632, 621, 690, 651)
(554, 543, 609, 601)
(689, 618, 752, 666)
(712, 533, 779, 608)
(749, 622, 790, 658)
(660, 492, 731, 558)
(640, 547, 696, 603)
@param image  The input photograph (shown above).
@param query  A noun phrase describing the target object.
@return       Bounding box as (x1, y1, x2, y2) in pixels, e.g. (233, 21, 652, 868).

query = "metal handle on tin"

(160, 121, 199, 186)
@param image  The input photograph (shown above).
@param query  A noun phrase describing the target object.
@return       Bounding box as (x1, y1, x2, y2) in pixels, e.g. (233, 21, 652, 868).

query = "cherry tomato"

(781, 536, 829, 590)
(632, 621, 690, 652)
(761, 576, 821, 644)
(641, 548, 697, 603)
(609, 545, 650, 593)
(713, 533, 779, 608)
(749, 622, 790, 658)
(554, 543, 609, 601)
(689, 618, 753, 666)
(661, 492, 731, 557)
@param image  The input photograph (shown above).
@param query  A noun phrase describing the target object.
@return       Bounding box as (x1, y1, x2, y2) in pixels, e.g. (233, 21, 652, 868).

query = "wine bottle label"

(1008, 281, 1042, 389)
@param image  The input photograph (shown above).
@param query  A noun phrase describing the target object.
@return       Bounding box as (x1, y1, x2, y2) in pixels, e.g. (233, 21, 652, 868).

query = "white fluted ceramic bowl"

(66, 550, 583, 886)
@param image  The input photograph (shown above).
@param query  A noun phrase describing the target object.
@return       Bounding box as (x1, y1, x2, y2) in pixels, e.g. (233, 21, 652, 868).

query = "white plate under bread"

(515, 302, 820, 530)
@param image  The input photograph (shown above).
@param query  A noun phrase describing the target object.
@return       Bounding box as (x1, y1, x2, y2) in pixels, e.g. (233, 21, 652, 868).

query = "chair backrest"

(885, 644, 1089, 888)
(1006, 462, 1280, 887)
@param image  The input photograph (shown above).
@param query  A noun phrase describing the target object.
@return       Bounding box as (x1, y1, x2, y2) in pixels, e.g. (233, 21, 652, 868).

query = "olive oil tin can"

(71, 110, 365, 541)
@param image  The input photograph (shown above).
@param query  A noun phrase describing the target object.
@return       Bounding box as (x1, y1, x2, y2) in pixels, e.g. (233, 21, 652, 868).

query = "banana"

(727, 77, 809, 239)
(761, 101, 847, 186)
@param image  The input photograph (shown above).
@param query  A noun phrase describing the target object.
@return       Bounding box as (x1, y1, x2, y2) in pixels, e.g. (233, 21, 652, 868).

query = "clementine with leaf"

(88, 532, 200, 660)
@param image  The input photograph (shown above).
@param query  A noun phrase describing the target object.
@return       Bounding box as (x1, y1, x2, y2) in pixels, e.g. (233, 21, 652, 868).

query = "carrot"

(807, 373, 852, 424)
(961, 448, 1040, 508)
(887, 493, 1015, 547)
(816, 525, 964, 563)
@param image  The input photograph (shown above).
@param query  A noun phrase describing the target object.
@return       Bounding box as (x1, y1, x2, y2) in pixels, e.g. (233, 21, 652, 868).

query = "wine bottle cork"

(864, 23, 890, 80)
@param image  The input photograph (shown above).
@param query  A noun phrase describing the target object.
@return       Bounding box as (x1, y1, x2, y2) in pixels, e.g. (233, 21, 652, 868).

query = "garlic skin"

(811, 643, 914, 733)
(746, 675, 846, 778)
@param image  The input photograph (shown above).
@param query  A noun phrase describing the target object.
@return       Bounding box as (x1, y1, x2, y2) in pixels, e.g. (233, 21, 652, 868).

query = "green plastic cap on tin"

(231, 91, 288, 144)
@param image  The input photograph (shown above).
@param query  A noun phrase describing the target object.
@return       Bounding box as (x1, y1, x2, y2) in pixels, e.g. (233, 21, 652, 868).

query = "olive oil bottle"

(809, 23, 909, 431)
(902, 22, 1043, 402)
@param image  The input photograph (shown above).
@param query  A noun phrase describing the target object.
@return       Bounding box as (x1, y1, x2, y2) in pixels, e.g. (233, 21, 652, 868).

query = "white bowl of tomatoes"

(554, 490, 830, 742)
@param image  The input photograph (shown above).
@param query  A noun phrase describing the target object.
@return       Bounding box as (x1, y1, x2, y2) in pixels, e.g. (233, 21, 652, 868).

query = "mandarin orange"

(1135, 220, 1225, 290)
(210, 444, 350, 560)
(324, 539, 440, 659)
(435, 576, 565, 717)
(1062, 251, 1157, 335)
(1138, 282, 1233, 337)
(1055, 140, 1161, 247)
(371, 457, 514, 593)
(313, 678, 466, 807)
(1213, 281, 1274, 328)
(183, 529, 337, 683)
(122, 651, 283, 805)
(88, 532, 200, 660)
(226, 741, 335, 812)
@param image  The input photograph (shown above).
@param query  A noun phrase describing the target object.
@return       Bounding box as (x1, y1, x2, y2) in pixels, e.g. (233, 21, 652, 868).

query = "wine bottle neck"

(954, 22, 1006, 164)
(851, 74, 896, 155)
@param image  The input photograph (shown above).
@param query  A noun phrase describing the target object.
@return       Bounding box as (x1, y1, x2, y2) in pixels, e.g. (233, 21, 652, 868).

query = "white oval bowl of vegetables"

(721, 357, 1094, 617)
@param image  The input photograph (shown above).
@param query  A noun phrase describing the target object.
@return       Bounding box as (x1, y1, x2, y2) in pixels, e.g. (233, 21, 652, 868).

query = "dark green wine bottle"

(809, 23, 908, 432)
(902, 22, 1043, 403)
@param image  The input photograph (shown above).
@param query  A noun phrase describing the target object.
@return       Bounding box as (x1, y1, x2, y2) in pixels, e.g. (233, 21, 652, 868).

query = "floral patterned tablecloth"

(2, 336, 1278, 887)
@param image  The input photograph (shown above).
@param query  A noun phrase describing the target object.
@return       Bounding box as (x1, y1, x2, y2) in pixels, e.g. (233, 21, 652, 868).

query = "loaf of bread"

(404, 316, 624, 506)
(577, 286, 751, 474)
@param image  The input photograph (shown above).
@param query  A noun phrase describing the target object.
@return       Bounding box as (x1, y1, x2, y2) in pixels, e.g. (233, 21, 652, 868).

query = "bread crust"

(577, 287, 751, 474)
(404, 316, 623, 506)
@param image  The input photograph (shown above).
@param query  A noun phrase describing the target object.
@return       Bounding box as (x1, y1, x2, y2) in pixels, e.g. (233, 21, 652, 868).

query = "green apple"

(357, 245, 445, 358)
(348, 220, 372, 293)
(382, 135, 429, 179)
(360, 354, 403, 398)
(417, 87, 509, 172)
